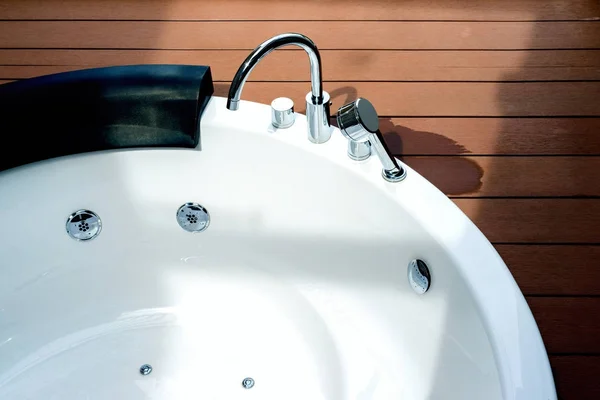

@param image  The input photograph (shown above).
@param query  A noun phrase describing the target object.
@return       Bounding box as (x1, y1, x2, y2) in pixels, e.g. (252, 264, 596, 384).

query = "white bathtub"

(0, 97, 556, 399)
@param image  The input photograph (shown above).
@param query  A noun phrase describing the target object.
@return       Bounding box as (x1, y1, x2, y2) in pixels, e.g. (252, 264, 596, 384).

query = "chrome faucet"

(336, 98, 407, 182)
(226, 33, 332, 144)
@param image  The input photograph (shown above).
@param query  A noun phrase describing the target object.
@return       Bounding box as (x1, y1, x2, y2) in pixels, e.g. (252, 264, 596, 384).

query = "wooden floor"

(1, 0, 599, 398)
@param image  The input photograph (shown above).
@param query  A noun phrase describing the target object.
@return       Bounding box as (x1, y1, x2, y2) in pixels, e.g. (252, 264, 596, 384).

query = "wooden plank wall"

(0, 0, 599, 398)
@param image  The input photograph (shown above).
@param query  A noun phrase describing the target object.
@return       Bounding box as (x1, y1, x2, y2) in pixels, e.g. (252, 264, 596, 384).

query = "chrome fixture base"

(176, 203, 210, 233)
(66, 209, 102, 241)
(348, 140, 371, 161)
(306, 91, 332, 143)
(382, 166, 407, 182)
(227, 33, 331, 144)
(336, 98, 407, 183)
(271, 97, 295, 128)
(408, 259, 431, 294)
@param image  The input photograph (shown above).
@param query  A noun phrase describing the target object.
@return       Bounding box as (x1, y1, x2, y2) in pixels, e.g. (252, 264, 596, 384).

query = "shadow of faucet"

(327, 85, 359, 107)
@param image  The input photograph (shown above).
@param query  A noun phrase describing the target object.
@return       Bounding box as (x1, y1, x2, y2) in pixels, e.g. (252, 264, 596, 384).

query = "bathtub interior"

(0, 122, 503, 399)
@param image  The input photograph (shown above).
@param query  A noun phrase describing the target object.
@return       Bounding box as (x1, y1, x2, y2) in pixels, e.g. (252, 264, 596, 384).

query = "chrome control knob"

(271, 97, 295, 129)
(336, 98, 407, 183)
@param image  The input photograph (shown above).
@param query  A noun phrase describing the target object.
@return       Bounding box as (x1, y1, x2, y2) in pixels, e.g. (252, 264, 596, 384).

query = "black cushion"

(0, 64, 214, 172)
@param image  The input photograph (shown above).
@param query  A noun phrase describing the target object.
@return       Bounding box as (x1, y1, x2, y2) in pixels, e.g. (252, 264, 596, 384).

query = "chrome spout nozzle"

(227, 33, 323, 108)
(226, 98, 240, 111)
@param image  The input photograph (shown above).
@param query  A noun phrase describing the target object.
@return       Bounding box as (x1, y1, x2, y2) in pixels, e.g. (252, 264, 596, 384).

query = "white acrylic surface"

(0, 97, 556, 399)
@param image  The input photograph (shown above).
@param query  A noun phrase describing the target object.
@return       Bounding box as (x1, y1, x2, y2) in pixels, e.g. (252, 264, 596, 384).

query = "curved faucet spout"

(226, 33, 324, 110)
(227, 33, 332, 144)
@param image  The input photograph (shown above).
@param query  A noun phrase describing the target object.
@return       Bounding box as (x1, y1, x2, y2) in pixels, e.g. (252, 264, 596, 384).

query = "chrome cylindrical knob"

(271, 97, 295, 129)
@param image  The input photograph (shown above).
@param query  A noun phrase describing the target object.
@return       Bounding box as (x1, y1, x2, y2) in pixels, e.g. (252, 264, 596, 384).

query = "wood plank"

(529, 297, 600, 354)
(0, 21, 598, 50)
(551, 356, 600, 400)
(497, 245, 600, 295)
(1, 50, 600, 81)
(404, 156, 600, 197)
(211, 82, 600, 116)
(1, 0, 598, 21)
(382, 118, 600, 155)
(453, 199, 600, 243)
(0, 65, 80, 78)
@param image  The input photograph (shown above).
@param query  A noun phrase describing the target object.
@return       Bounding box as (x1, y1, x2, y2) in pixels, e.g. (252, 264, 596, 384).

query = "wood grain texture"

(453, 199, 600, 243)
(382, 118, 600, 155)
(551, 356, 600, 400)
(1, 0, 600, 396)
(1, 50, 600, 81)
(404, 156, 600, 196)
(529, 297, 600, 354)
(0, 21, 599, 50)
(212, 81, 600, 116)
(497, 245, 600, 295)
(1, 0, 598, 21)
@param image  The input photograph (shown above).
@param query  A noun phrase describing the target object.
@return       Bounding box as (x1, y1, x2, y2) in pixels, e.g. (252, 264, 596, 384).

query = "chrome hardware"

(305, 90, 331, 143)
(408, 259, 431, 294)
(176, 203, 210, 233)
(242, 377, 255, 389)
(65, 210, 102, 241)
(271, 97, 295, 128)
(348, 140, 371, 161)
(336, 98, 407, 182)
(227, 33, 332, 143)
(139, 364, 153, 376)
